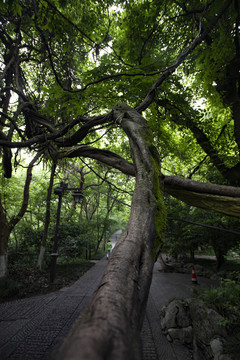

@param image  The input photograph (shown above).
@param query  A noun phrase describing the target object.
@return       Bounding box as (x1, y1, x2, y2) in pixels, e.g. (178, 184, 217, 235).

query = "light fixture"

(72, 191, 84, 204)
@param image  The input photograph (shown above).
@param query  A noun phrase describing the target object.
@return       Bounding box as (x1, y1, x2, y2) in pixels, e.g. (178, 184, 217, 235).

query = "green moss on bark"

(147, 145, 167, 261)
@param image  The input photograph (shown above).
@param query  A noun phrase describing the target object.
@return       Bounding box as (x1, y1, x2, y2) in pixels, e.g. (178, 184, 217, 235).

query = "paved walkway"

(0, 256, 217, 360)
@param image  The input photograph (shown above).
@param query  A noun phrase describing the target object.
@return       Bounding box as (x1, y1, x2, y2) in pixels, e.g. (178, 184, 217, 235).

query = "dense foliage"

(0, 0, 239, 184)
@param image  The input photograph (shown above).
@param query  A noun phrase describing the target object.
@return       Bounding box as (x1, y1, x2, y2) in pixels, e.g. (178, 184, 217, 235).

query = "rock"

(168, 326, 193, 345)
(187, 298, 227, 345)
(192, 337, 212, 360)
(210, 337, 224, 358)
(210, 338, 232, 360)
(160, 299, 191, 330)
(160, 298, 231, 360)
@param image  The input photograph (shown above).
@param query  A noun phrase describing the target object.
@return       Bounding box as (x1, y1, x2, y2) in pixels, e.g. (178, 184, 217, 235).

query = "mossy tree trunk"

(51, 105, 166, 360)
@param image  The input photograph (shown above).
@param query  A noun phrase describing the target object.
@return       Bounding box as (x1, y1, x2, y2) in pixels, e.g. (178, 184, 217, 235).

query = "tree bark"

(51, 104, 166, 360)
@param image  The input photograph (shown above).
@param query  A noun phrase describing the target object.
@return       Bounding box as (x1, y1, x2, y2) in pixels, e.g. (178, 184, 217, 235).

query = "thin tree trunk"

(37, 162, 56, 269)
(95, 194, 116, 255)
(190, 249, 195, 261)
(51, 104, 166, 360)
(0, 152, 41, 278)
(211, 238, 225, 269)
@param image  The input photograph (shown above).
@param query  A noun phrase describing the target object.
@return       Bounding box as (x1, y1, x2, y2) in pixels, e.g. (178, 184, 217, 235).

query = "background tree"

(37, 161, 56, 269)
(5, 157, 131, 272)
(165, 196, 240, 267)
(0, 153, 41, 276)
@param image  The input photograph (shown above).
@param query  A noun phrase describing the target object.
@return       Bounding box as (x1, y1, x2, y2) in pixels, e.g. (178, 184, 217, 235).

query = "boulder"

(210, 338, 232, 360)
(160, 298, 231, 360)
(160, 299, 191, 331)
(187, 298, 227, 344)
(168, 326, 193, 344)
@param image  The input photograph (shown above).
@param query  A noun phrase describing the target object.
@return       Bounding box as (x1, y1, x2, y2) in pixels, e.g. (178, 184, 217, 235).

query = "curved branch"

(55, 113, 113, 146)
(57, 145, 136, 176)
(163, 175, 240, 217)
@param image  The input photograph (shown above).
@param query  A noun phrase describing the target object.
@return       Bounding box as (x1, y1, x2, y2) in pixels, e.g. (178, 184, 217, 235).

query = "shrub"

(195, 274, 240, 328)
(194, 274, 240, 359)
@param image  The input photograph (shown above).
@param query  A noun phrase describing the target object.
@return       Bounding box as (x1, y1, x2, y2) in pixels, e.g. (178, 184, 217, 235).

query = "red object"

(165, 254, 169, 263)
(192, 266, 198, 284)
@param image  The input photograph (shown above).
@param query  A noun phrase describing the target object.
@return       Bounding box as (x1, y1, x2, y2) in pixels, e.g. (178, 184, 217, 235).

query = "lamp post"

(49, 182, 83, 284)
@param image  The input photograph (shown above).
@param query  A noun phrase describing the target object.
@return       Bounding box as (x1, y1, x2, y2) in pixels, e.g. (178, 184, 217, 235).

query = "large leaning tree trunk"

(0, 152, 41, 278)
(51, 104, 166, 360)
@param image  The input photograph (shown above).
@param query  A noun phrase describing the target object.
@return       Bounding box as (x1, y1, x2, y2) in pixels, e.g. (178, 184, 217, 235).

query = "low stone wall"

(160, 298, 232, 360)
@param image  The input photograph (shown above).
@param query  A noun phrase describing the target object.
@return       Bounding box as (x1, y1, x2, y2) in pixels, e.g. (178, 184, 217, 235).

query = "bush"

(195, 274, 240, 328)
(194, 274, 240, 359)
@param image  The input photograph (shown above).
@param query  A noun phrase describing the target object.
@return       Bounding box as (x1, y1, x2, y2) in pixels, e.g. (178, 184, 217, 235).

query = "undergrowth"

(0, 259, 94, 303)
(193, 274, 240, 360)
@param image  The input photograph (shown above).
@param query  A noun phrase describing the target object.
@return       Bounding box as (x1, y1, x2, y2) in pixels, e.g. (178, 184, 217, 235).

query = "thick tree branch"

(55, 114, 112, 146)
(163, 175, 240, 217)
(57, 145, 136, 176)
(163, 175, 240, 197)
(58, 143, 240, 200)
(0, 111, 112, 149)
(56, 128, 240, 218)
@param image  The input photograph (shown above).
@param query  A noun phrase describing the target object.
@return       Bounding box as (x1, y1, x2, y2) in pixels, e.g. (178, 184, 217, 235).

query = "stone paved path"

(0, 256, 217, 360)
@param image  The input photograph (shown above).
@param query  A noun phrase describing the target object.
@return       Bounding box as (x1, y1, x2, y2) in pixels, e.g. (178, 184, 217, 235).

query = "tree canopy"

(1, 0, 240, 215)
